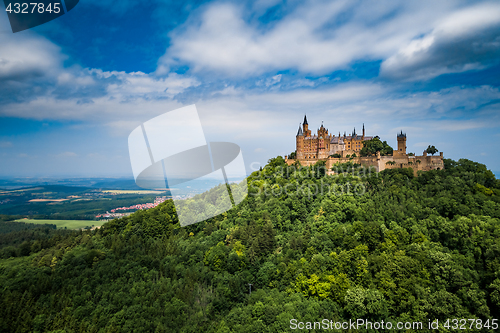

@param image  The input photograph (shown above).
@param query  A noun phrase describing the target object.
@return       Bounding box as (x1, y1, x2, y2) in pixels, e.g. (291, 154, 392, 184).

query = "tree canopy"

(1, 158, 500, 332)
(426, 145, 439, 155)
(359, 136, 393, 156)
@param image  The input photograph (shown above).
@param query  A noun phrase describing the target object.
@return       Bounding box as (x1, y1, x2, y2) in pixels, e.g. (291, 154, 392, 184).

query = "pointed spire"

(303, 114, 308, 125)
(353, 127, 356, 136)
(297, 123, 303, 136)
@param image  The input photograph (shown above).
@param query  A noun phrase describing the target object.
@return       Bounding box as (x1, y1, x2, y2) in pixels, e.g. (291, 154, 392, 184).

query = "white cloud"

(57, 71, 95, 86)
(4, 79, 499, 140)
(288, 78, 316, 88)
(267, 74, 282, 86)
(0, 26, 199, 123)
(158, 1, 463, 77)
(257, 74, 282, 87)
(101, 70, 200, 98)
(0, 31, 64, 81)
(0, 141, 12, 148)
(380, 3, 500, 80)
(2, 1, 498, 133)
(210, 85, 240, 96)
(0, 45, 199, 128)
(1, 95, 185, 134)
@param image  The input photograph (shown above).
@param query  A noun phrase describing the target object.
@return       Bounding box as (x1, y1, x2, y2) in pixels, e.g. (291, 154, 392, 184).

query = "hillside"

(1, 158, 500, 332)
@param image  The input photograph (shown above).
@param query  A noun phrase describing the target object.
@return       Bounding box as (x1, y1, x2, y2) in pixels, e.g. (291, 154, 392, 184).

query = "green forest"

(1, 157, 500, 332)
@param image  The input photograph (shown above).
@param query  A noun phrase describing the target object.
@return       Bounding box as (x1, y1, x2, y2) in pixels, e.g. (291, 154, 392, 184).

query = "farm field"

(102, 190, 167, 194)
(0, 184, 162, 218)
(14, 219, 107, 230)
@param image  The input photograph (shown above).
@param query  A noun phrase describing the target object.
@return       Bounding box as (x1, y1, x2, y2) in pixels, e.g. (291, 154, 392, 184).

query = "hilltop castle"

(287, 115, 444, 174)
(295, 115, 374, 159)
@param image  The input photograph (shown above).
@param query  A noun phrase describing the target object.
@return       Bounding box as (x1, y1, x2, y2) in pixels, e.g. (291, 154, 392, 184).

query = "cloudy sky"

(1, 0, 500, 178)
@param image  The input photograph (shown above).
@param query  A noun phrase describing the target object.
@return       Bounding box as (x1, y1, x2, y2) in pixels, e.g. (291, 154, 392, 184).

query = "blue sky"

(1, 0, 500, 177)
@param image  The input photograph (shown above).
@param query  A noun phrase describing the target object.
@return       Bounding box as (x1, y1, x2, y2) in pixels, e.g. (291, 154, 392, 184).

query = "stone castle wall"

(286, 151, 444, 176)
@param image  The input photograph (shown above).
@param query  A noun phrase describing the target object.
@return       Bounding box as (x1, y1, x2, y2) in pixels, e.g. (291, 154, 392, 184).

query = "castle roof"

(345, 135, 373, 141)
(296, 124, 303, 136)
(397, 130, 406, 138)
(303, 115, 308, 125)
(330, 137, 345, 144)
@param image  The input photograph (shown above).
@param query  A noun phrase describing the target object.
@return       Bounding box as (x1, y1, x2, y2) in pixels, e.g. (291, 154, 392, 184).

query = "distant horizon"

(0, 175, 245, 192)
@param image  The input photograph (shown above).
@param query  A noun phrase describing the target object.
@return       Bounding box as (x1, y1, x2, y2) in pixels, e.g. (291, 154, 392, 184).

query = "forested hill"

(1, 158, 500, 332)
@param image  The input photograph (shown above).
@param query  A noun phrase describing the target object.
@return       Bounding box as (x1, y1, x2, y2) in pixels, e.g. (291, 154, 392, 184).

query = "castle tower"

(317, 121, 329, 158)
(296, 123, 304, 159)
(303, 115, 310, 137)
(303, 115, 312, 137)
(397, 130, 407, 155)
(297, 123, 303, 136)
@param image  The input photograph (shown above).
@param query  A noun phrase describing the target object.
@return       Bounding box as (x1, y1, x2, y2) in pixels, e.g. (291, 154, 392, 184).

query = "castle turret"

(296, 123, 303, 137)
(296, 123, 304, 159)
(397, 130, 407, 155)
(303, 115, 310, 137)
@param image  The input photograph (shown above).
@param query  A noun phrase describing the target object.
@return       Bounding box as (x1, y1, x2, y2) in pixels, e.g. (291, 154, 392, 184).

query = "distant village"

(95, 194, 194, 220)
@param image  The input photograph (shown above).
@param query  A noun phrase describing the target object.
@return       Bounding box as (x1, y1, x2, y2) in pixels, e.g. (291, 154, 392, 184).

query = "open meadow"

(14, 219, 107, 230)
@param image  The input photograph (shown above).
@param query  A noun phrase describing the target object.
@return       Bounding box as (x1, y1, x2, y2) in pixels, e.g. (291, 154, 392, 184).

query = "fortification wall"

(286, 152, 444, 176)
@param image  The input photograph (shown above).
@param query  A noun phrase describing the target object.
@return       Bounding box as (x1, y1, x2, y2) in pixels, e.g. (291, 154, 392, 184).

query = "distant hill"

(90, 179, 143, 190)
(0, 158, 499, 332)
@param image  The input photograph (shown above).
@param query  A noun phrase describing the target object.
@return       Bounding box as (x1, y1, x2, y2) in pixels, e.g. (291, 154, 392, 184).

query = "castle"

(287, 115, 444, 174)
(295, 115, 374, 159)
